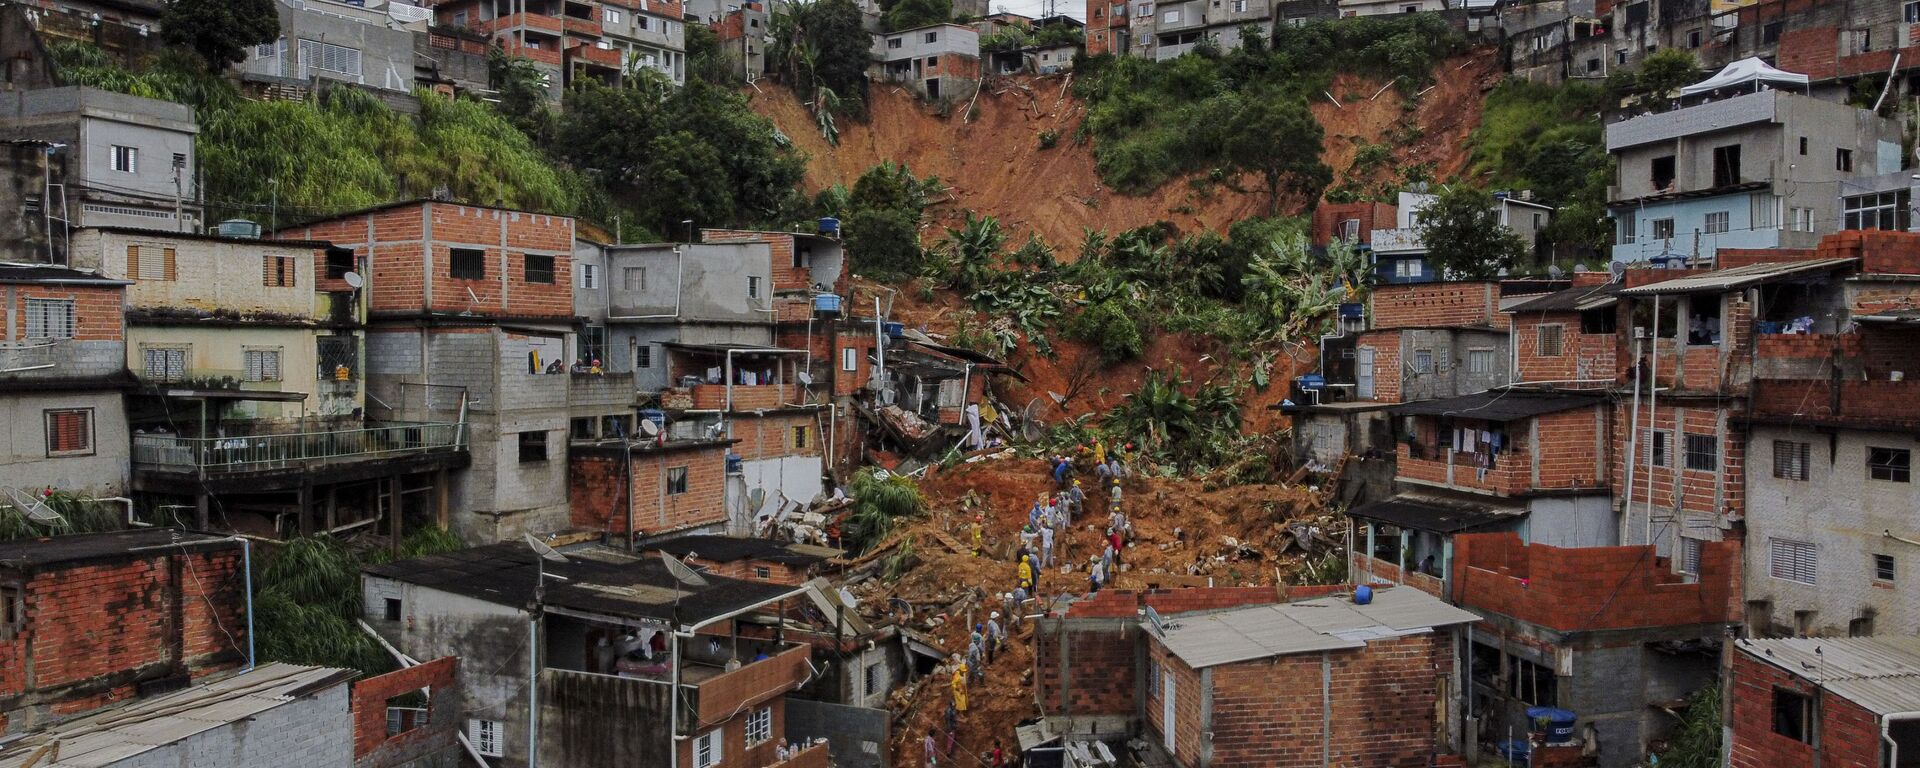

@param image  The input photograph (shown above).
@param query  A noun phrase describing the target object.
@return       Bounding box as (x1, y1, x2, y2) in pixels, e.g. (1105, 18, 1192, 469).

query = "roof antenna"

(3, 486, 65, 527)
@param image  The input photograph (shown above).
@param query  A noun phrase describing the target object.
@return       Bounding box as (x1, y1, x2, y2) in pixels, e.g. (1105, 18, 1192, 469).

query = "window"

(694, 729, 723, 768)
(571, 417, 596, 441)
(1651, 218, 1676, 240)
(468, 720, 503, 758)
(127, 245, 177, 281)
(383, 597, 402, 621)
(1467, 349, 1494, 375)
(1797, 136, 1808, 155)
(1136, 3, 1152, 16)
(298, 39, 363, 80)
(24, 299, 74, 340)
(624, 267, 646, 291)
(667, 466, 689, 494)
(1536, 324, 1565, 356)
(1586, 57, 1601, 74)
(1772, 687, 1813, 743)
(753, 565, 771, 579)
(601, 414, 631, 439)
(143, 347, 186, 382)
(746, 706, 773, 747)
(1339, 218, 1361, 242)
(1650, 155, 1675, 191)
(794, 245, 812, 269)
(111, 145, 137, 173)
(887, 36, 902, 48)
(1772, 440, 1809, 481)
(580, 263, 600, 290)
(264, 254, 297, 287)
(1752, 194, 1778, 230)
(925, 56, 939, 67)
(747, 275, 762, 300)
(317, 335, 357, 380)
(924, 31, 937, 43)
(1232, 0, 1246, 10)
(1836, 148, 1854, 172)
(1769, 538, 1817, 585)
(1147, 658, 1161, 697)
(449, 248, 485, 280)
(864, 663, 885, 697)
(1762, 21, 1783, 44)
(1162, 8, 1181, 22)
(1616, 48, 1628, 65)
(636, 344, 653, 369)
(243, 348, 282, 382)
(1844, 190, 1911, 231)
(1869, 447, 1911, 482)
(326, 248, 355, 279)
(45, 409, 93, 456)
(1646, 429, 1670, 467)
(842, 346, 858, 371)
(518, 431, 548, 463)
(1683, 433, 1717, 471)
(1619, 216, 1637, 244)
(1412, 348, 1433, 374)
(2, 585, 21, 637)
(1393, 259, 1423, 278)
(1704, 211, 1730, 234)
(1851, 28, 1872, 54)
(1679, 537, 1702, 575)
(580, 325, 607, 366)
(792, 425, 810, 450)
(605, 7, 623, 22)
(525, 254, 556, 284)
(1908, 0, 1920, 22)
(1686, 28, 1702, 48)
(1875, 553, 1897, 582)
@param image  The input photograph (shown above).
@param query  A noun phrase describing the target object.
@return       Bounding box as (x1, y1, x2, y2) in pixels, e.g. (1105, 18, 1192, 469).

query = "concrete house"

(872, 23, 980, 100)
(1604, 79, 1902, 266)
(288, 200, 578, 543)
(1735, 230, 1920, 638)
(362, 541, 813, 768)
(1369, 190, 1553, 283)
(1142, 0, 1274, 60)
(1337, 0, 1445, 16)
(1727, 637, 1920, 768)
(0, 529, 250, 734)
(429, 0, 688, 98)
(1086, 0, 1131, 55)
(0, 262, 132, 497)
(239, 0, 430, 93)
(1029, 585, 1480, 767)
(0, 87, 200, 245)
(1449, 532, 1741, 768)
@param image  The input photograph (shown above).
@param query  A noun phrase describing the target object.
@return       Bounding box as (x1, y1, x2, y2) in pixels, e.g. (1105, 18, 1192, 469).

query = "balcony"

(671, 382, 801, 411)
(132, 421, 465, 476)
(1370, 227, 1423, 255)
(570, 371, 638, 409)
(568, 42, 624, 69)
(563, 15, 602, 36)
(0, 341, 56, 374)
(482, 11, 567, 35)
(1751, 378, 1920, 430)
(540, 641, 810, 723)
(1397, 444, 1529, 496)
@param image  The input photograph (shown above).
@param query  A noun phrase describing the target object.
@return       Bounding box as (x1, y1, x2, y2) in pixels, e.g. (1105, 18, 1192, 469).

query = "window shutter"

(164, 247, 177, 281)
(127, 244, 140, 278)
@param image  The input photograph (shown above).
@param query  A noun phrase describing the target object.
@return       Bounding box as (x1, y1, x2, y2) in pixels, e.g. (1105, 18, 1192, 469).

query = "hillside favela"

(3, 0, 1920, 766)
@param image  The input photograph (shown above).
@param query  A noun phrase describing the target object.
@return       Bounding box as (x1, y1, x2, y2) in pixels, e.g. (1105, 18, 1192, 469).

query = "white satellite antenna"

(798, 372, 814, 386)
(2, 486, 64, 525)
(1547, 264, 1566, 279)
(638, 418, 660, 438)
(659, 551, 710, 589)
(523, 532, 568, 563)
(1608, 261, 1628, 283)
(343, 272, 364, 289)
(748, 488, 767, 515)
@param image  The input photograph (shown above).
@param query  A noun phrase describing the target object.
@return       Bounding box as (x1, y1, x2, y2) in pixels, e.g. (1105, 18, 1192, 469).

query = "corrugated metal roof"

(1386, 390, 1606, 422)
(0, 663, 354, 768)
(1147, 587, 1479, 669)
(1738, 637, 1920, 716)
(1347, 494, 1526, 534)
(1614, 258, 1857, 295)
(1504, 284, 1619, 313)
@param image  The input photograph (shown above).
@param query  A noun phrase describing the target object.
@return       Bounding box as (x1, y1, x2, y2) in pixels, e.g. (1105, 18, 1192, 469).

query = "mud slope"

(746, 53, 1503, 245)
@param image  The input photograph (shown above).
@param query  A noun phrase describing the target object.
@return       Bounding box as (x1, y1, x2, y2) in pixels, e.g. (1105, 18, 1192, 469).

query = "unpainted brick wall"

(1370, 282, 1499, 330)
(351, 656, 459, 763)
(1451, 532, 1741, 632)
(1727, 646, 1883, 768)
(569, 444, 731, 535)
(10, 284, 124, 341)
(1608, 400, 1746, 519)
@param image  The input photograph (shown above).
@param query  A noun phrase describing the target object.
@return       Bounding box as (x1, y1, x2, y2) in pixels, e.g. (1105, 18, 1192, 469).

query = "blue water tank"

(813, 294, 843, 316)
(1496, 739, 1531, 763)
(884, 322, 905, 338)
(1338, 302, 1364, 319)
(818, 217, 841, 236)
(1297, 374, 1326, 391)
(1353, 585, 1373, 605)
(1527, 707, 1578, 744)
(638, 409, 667, 433)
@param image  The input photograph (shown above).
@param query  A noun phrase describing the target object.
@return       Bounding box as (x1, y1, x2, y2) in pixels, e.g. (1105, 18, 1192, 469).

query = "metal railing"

(0, 341, 57, 374)
(132, 421, 465, 473)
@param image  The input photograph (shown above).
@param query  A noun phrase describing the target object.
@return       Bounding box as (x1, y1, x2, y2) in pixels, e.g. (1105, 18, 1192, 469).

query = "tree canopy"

(161, 0, 281, 72)
(768, 0, 873, 117)
(1210, 91, 1331, 214)
(1416, 185, 1529, 279)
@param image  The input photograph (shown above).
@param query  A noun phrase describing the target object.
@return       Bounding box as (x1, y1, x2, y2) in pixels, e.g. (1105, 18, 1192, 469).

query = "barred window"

(263, 254, 297, 287)
(299, 39, 363, 81)
(317, 336, 358, 380)
(1870, 447, 1912, 482)
(24, 299, 74, 340)
(1536, 324, 1565, 356)
(143, 347, 186, 382)
(1683, 433, 1717, 471)
(243, 348, 283, 382)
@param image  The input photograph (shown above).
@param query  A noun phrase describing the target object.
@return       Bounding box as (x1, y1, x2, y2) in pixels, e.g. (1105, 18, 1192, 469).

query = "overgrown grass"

(254, 528, 465, 675)
(0, 490, 124, 540)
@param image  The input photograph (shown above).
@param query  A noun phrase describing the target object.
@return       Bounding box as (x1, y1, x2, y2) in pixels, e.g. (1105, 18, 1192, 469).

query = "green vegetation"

(981, 23, 1086, 53)
(1106, 366, 1243, 469)
(1655, 682, 1722, 768)
(1073, 15, 1457, 195)
(254, 529, 464, 675)
(1468, 79, 1612, 254)
(824, 161, 945, 280)
(767, 0, 873, 118)
(842, 471, 927, 553)
(883, 0, 953, 32)
(0, 490, 124, 541)
(1623, 48, 1700, 109)
(1416, 184, 1530, 279)
(161, 0, 280, 72)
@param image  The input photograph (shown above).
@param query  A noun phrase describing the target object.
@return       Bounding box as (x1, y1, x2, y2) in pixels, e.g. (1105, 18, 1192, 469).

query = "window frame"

(745, 706, 773, 747)
(1869, 446, 1911, 482)
(693, 728, 723, 768)
(1412, 348, 1434, 374)
(1836, 147, 1854, 173)
(1772, 440, 1809, 481)
(448, 248, 486, 280)
(1646, 429, 1671, 468)
(1768, 538, 1817, 586)
(24, 298, 75, 340)
(1619, 216, 1637, 244)
(579, 263, 600, 290)
(1682, 433, 1717, 471)
(1536, 324, 1566, 357)
(1466, 348, 1494, 375)
(667, 466, 690, 495)
(242, 347, 284, 382)
(264, 254, 298, 288)
(1651, 218, 1676, 240)
(143, 346, 188, 382)
(842, 346, 858, 372)
(1703, 210, 1731, 235)
(791, 424, 810, 450)
(518, 430, 549, 463)
(1771, 686, 1814, 743)
(110, 144, 138, 174)
(469, 719, 504, 758)
(525, 254, 557, 285)
(44, 408, 94, 457)
(1875, 553, 1896, 583)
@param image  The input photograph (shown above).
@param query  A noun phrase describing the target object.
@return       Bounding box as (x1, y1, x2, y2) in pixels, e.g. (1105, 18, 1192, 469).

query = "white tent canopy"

(1680, 57, 1810, 96)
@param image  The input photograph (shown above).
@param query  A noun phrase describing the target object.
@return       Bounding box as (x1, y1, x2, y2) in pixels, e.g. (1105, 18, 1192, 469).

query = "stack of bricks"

(1450, 532, 1741, 632)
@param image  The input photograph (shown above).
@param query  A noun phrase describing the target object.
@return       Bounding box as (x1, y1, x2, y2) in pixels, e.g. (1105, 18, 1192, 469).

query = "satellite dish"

(523, 532, 569, 563)
(798, 372, 814, 386)
(1608, 262, 1628, 282)
(1573, 263, 1589, 273)
(638, 418, 660, 438)
(837, 587, 859, 609)
(748, 488, 767, 513)
(659, 552, 710, 588)
(2, 487, 64, 525)
(343, 271, 364, 289)
(1547, 265, 1566, 279)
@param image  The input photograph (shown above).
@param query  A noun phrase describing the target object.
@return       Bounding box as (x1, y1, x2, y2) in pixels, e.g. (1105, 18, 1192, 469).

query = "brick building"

(425, 0, 689, 97)
(871, 24, 981, 100)
(1449, 532, 1741, 768)
(1727, 636, 1920, 768)
(567, 435, 735, 539)
(0, 262, 132, 497)
(1030, 585, 1478, 766)
(350, 656, 465, 768)
(287, 200, 579, 543)
(0, 529, 249, 735)
(363, 541, 811, 768)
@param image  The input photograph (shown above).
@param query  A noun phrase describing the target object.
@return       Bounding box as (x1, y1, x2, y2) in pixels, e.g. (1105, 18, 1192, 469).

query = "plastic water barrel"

(813, 294, 843, 315)
(1297, 374, 1326, 391)
(818, 217, 841, 236)
(638, 409, 667, 432)
(1353, 585, 1373, 605)
(884, 321, 905, 338)
(1496, 739, 1531, 763)
(1527, 706, 1578, 744)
